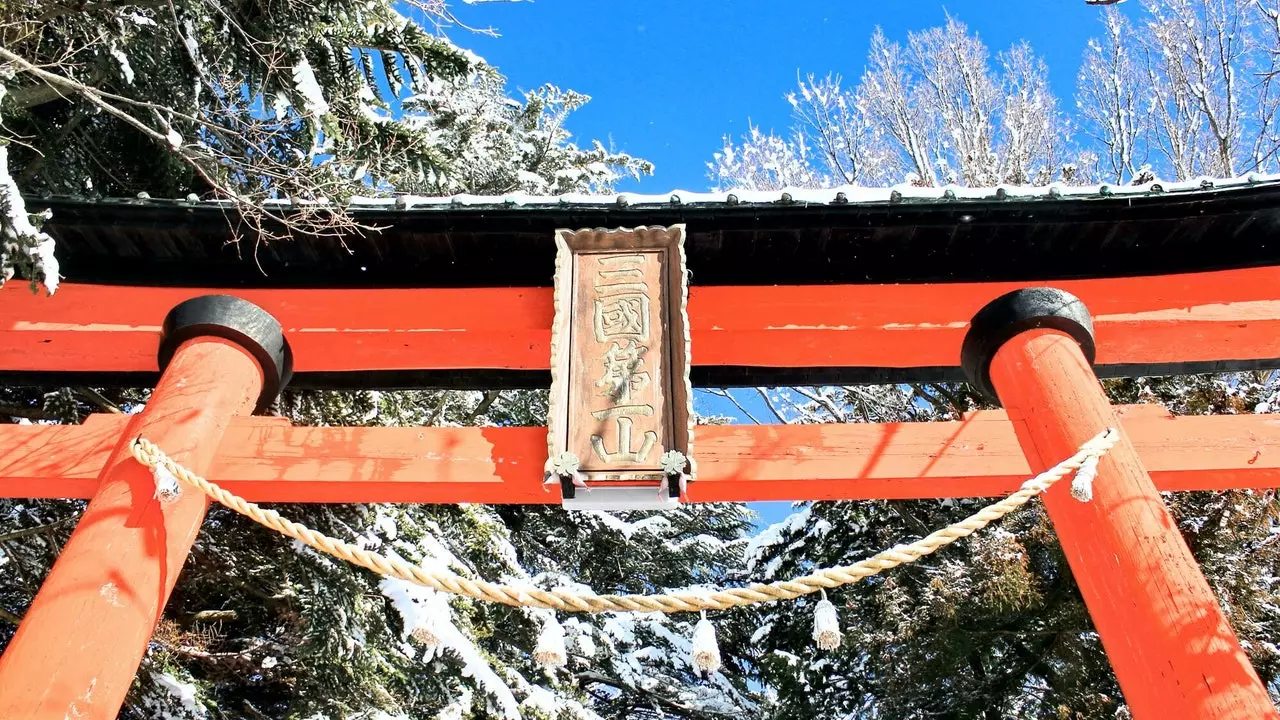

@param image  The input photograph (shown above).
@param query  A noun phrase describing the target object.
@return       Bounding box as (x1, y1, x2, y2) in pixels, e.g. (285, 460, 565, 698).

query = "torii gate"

(2, 182, 1280, 719)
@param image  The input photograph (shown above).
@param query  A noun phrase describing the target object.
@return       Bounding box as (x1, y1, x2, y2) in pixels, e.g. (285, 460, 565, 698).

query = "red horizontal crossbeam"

(3, 406, 1277, 503)
(2, 266, 1279, 375)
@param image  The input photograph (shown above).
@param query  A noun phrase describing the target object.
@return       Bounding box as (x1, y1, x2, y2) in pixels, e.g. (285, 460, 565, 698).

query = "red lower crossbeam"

(1, 405, 1277, 504)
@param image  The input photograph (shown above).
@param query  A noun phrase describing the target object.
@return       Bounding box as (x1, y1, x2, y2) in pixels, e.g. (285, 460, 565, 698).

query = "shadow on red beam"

(3, 406, 1279, 503)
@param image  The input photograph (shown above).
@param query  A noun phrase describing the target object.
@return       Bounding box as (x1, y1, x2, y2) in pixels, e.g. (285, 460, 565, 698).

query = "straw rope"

(129, 428, 1117, 614)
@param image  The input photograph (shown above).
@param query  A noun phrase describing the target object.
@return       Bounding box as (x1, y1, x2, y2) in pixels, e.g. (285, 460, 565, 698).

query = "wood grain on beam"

(3, 407, 1277, 503)
(2, 266, 1278, 377)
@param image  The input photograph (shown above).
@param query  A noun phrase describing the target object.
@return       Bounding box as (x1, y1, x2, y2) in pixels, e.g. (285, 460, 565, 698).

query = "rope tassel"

(534, 615, 568, 669)
(410, 595, 447, 651)
(152, 462, 183, 504)
(1071, 454, 1100, 503)
(812, 590, 842, 651)
(691, 612, 721, 674)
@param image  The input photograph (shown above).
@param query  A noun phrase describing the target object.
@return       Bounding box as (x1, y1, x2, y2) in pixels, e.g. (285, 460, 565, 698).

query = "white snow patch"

(374, 512, 398, 540)
(109, 46, 135, 84)
(380, 573, 519, 719)
(0, 144, 60, 292)
(292, 57, 330, 117)
(744, 507, 812, 574)
(150, 671, 208, 718)
(582, 511, 672, 539)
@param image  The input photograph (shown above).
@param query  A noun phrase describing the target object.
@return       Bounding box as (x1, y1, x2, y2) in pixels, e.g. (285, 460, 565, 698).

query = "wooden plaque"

(548, 226, 694, 490)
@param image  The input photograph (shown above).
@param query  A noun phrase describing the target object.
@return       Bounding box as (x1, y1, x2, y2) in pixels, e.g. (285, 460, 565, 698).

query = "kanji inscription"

(548, 226, 693, 489)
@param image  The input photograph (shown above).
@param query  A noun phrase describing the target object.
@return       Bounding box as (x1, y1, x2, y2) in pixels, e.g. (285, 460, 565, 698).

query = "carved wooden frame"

(547, 225, 695, 492)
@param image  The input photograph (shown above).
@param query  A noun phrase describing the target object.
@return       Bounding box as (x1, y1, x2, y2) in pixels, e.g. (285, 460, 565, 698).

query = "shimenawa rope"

(128, 428, 1117, 614)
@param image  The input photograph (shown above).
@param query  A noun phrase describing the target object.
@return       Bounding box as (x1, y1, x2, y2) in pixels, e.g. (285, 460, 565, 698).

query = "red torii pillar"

(0, 296, 291, 720)
(962, 288, 1277, 719)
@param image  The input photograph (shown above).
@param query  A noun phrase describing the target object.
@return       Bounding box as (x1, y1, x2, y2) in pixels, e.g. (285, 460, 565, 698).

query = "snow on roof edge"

(345, 172, 1280, 210)
(34, 173, 1280, 212)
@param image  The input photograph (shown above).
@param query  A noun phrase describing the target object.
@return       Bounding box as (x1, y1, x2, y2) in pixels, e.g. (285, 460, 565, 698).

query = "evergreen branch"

(0, 404, 58, 421)
(33, 0, 172, 24)
(74, 387, 122, 413)
(464, 390, 499, 423)
(0, 45, 378, 243)
(0, 516, 78, 543)
(888, 501, 933, 537)
(189, 609, 239, 623)
(910, 383, 953, 417)
(0, 606, 22, 625)
(575, 670, 744, 719)
(928, 383, 974, 414)
(3, 83, 73, 113)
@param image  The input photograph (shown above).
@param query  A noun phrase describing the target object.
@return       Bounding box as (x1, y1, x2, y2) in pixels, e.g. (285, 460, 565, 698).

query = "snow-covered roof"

(42, 172, 1280, 211)
(338, 173, 1280, 211)
(29, 172, 1280, 304)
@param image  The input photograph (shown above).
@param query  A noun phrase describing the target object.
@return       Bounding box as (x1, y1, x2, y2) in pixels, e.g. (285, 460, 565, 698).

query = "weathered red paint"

(990, 328, 1278, 720)
(1, 265, 1278, 374)
(2, 406, 1278, 504)
(0, 337, 264, 720)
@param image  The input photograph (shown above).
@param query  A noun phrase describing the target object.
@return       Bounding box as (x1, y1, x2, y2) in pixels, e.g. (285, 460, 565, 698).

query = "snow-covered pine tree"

(0, 0, 651, 288)
(0, 3, 762, 718)
(3, 399, 759, 718)
(736, 378, 1280, 718)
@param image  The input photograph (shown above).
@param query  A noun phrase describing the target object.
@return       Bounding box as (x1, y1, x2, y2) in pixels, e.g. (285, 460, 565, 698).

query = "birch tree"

(717, 2, 1280, 190)
(711, 17, 1073, 190)
(1076, 8, 1148, 183)
(1079, 1, 1280, 183)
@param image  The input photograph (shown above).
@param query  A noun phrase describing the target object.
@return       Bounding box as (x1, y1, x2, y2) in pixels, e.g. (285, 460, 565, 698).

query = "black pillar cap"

(158, 295, 293, 412)
(960, 287, 1096, 404)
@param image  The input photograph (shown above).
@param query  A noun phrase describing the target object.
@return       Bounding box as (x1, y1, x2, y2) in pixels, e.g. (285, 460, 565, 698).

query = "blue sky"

(456, 0, 1127, 193)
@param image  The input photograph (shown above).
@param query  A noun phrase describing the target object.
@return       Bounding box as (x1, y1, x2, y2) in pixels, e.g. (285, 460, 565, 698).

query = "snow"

(344, 171, 1280, 212)
(417, 524, 468, 575)
(274, 95, 293, 121)
(379, 567, 519, 719)
(516, 169, 547, 190)
(512, 673, 604, 720)
(433, 691, 473, 720)
(583, 511, 672, 539)
(150, 671, 208, 719)
(744, 507, 813, 575)
(374, 511, 398, 540)
(292, 57, 331, 117)
(576, 631, 597, 658)
(0, 144, 60, 292)
(595, 611, 757, 714)
(666, 533, 728, 552)
(109, 45, 135, 84)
